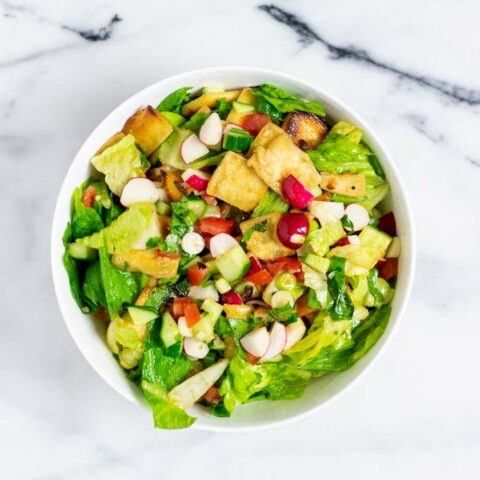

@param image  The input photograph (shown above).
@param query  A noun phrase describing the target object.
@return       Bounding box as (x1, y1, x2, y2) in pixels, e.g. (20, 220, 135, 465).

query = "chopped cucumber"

(215, 245, 251, 283)
(232, 101, 255, 114)
(214, 277, 231, 294)
(160, 312, 182, 348)
(155, 200, 172, 215)
(159, 111, 186, 127)
(223, 128, 253, 153)
(185, 197, 208, 219)
(68, 243, 98, 261)
(127, 306, 158, 325)
(303, 254, 330, 273)
(359, 226, 392, 251)
(192, 299, 223, 343)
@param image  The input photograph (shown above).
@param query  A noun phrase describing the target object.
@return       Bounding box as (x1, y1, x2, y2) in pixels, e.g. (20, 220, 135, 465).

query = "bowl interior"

(51, 67, 415, 431)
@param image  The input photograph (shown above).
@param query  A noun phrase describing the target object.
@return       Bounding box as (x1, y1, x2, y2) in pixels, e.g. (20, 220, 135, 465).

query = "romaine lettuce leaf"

(81, 261, 106, 311)
(157, 87, 192, 114)
(263, 363, 311, 400)
(182, 111, 208, 132)
(71, 186, 104, 240)
(327, 256, 354, 321)
(219, 353, 269, 414)
(98, 237, 148, 316)
(254, 83, 325, 117)
(252, 188, 289, 217)
(91, 134, 145, 196)
(142, 380, 196, 429)
(77, 202, 161, 254)
(309, 122, 389, 210)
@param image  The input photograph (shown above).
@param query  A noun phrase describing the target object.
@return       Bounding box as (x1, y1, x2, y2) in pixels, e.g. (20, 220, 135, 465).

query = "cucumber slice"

(222, 128, 253, 153)
(303, 254, 330, 273)
(155, 200, 172, 215)
(192, 299, 224, 342)
(160, 312, 182, 347)
(68, 243, 98, 261)
(232, 101, 255, 114)
(159, 111, 186, 127)
(127, 306, 158, 325)
(185, 198, 208, 219)
(215, 245, 251, 283)
(214, 277, 231, 294)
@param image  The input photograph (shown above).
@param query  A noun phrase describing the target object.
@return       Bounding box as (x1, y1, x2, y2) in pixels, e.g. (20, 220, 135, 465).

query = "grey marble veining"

(1, 0, 479, 478)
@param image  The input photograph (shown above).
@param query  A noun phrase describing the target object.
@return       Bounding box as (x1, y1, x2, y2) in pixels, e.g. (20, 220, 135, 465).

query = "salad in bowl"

(61, 81, 401, 429)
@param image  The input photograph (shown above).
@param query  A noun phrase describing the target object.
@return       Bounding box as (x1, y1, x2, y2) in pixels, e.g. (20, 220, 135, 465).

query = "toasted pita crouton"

(282, 111, 329, 150)
(320, 172, 366, 197)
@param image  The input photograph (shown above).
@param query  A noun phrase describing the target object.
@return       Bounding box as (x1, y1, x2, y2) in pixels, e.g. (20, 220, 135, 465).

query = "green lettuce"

(254, 83, 325, 117)
(71, 186, 104, 240)
(91, 134, 145, 196)
(216, 98, 232, 119)
(157, 87, 192, 114)
(77, 202, 161, 254)
(263, 363, 311, 400)
(219, 353, 269, 414)
(182, 111, 208, 132)
(308, 121, 389, 210)
(159, 111, 186, 127)
(252, 189, 289, 217)
(81, 261, 106, 311)
(142, 381, 196, 429)
(350, 272, 394, 308)
(327, 256, 354, 321)
(98, 237, 148, 316)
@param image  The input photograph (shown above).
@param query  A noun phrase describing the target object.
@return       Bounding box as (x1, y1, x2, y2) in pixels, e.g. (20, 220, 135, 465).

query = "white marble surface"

(1, 0, 479, 478)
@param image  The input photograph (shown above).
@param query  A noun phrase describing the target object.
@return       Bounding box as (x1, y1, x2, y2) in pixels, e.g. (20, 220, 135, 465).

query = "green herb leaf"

(327, 256, 354, 321)
(146, 236, 162, 249)
(265, 303, 297, 325)
(242, 219, 267, 243)
(216, 98, 232, 119)
(367, 268, 385, 304)
(157, 87, 192, 114)
(183, 111, 208, 133)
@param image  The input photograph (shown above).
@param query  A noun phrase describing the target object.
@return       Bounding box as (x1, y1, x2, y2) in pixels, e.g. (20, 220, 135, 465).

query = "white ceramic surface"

(51, 66, 415, 431)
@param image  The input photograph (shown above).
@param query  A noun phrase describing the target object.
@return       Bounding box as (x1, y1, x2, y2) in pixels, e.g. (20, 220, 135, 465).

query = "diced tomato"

(82, 185, 96, 208)
(294, 270, 305, 283)
(244, 269, 272, 286)
(246, 256, 263, 276)
(378, 212, 397, 237)
(266, 257, 302, 278)
(203, 386, 221, 405)
(296, 294, 317, 317)
(195, 217, 236, 236)
(172, 297, 195, 319)
(184, 302, 201, 327)
(378, 258, 398, 281)
(245, 352, 259, 364)
(187, 263, 209, 286)
(333, 237, 350, 247)
(221, 291, 243, 305)
(241, 113, 270, 136)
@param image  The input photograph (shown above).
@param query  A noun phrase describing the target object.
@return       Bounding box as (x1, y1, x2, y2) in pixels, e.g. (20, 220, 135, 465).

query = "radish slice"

(313, 201, 345, 220)
(181, 232, 205, 255)
(261, 322, 287, 360)
(181, 169, 211, 192)
(221, 291, 243, 305)
(276, 213, 309, 249)
(178, 316, 193, 337)
(120, 178, 160, 207)
(209, 233, 239, 258)
(347, 235, 360, 245)
(285, 318, 306, 350)
(240, 327, 270, 357)
(386, 237, 401, 258)
(281, 175, 314, 209)
(199, 113, 223, 146)
(345, 204, 370, 231)
(271, 291, 294, 309)
(188, 284, 219, 302)
(181, 134, 209, 164)
(183, 337, 209, 359)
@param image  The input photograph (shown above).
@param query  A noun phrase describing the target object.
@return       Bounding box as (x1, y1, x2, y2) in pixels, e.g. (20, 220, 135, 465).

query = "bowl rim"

(51, 65, 416, 432)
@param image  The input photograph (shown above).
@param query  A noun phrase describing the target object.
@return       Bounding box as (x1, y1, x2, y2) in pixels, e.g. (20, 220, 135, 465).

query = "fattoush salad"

(63, 83, 400, 429)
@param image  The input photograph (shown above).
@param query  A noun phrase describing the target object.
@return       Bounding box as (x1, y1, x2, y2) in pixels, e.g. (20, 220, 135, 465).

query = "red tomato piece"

(184, 302, 201, 327)
(377, 212, 397, 237)
(295, 294, 317, 317)
(195, 217, 236, 236)
(241, 113, 270, 136)
(221, 291, 243, 305)
(244, 269, 272, 286)
(266, 257, 302, 278)
(246, 256, 263, 276)
(378, 258, 398, 281)
(82, 185, 96, 208)
(294, 270, 305, 283)
(172, 297, 195, 319)
(187, 263, 209, 286)
(203, 386, 221, 405)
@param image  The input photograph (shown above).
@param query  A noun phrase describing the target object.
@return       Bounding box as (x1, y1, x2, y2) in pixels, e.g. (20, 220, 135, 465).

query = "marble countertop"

(1, 0, 479, 478)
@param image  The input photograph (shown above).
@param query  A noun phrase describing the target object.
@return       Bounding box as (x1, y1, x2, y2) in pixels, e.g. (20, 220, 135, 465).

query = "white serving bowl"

(51, 66, 415, 432)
